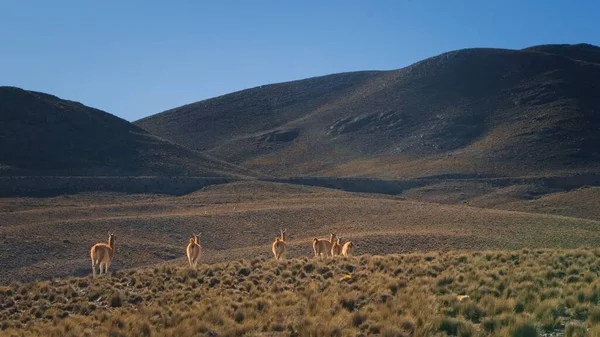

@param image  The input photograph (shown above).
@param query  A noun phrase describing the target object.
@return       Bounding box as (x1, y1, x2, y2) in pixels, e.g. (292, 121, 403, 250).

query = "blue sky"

(1, 1, 598, 121)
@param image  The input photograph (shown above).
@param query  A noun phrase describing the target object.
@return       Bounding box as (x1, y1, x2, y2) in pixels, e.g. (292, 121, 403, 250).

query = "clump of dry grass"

(3, 249, 600, 336)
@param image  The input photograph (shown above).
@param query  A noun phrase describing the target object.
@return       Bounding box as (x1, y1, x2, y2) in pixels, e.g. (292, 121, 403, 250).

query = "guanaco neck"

(108, 235, 114, 250)
(281, 231, 286, 242)
(329, 234, 335, 245)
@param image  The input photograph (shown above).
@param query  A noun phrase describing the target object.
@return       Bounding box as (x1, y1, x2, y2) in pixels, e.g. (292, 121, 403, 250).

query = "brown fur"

(341, 241, 354, 257)
(313, 233, 336, 259)
(272, 237, 286, 260)
(272, 229, 287, 260)
(331, 237, 342, 257)
(90, 232, 115, 278)
(187, 233, 202, 267)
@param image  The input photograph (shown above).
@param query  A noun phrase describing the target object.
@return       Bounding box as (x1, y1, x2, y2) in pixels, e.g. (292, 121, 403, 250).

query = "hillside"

(0, 87, 254, 177)
(4, 250, 600, 336)
(135, 43, 600, 178)
(3, 180, 600, 284)
(523, 43, 600, 64)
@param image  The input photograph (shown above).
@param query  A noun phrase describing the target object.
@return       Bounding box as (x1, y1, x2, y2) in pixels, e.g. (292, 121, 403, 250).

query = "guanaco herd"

(90, 229, 354, 277)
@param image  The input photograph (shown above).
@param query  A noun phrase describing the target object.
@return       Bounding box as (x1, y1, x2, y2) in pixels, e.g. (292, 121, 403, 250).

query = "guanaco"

(187, 233, 202, 267)
(313, 233, 336, 259)
(90, 231, 115, 278)
(341, 241, 354, 257)
(331, 237, 342, 257)
(272, 229, 287, 260)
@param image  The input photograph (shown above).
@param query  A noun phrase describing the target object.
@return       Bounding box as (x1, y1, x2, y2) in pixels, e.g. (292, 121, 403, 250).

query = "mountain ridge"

(0, 86, 256, 178)
(135, 43, 600, 178)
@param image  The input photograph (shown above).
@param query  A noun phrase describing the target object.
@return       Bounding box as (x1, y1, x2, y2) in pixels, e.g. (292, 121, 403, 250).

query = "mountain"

(0, 87, 254, 177)
(523, 43, 600, 64)
(135, 43, 600, 179)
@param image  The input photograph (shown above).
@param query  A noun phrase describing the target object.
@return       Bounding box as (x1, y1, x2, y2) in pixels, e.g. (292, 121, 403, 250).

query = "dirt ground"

(2, 180, 599, 284)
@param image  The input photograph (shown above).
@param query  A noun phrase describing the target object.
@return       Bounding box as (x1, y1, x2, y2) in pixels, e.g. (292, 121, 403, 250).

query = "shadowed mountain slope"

(0, 87, 254, 177)
(523, 43, 600, 64)
(135, 44, 600, 178)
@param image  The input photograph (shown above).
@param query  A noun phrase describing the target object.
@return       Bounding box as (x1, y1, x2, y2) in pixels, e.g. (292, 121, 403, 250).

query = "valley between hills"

(2, 43, 600, 336)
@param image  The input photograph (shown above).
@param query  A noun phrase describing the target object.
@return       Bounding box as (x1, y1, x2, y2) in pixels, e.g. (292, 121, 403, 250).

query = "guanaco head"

(193, 233, 201, 245)
(280, 228, 287, 241)
(107, 231, 115, 248)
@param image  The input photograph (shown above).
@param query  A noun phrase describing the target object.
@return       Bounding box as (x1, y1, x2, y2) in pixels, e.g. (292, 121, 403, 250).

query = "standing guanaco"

(90, 231, 115, 278)
(272, 229, 287, 260)
(313, 233, 336, 259)
(186, 233, 202, 267)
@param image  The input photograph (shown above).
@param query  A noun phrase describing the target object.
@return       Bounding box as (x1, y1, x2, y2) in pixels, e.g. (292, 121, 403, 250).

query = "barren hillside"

(0, 87, 254, 178)
(136, 44, 600, 178)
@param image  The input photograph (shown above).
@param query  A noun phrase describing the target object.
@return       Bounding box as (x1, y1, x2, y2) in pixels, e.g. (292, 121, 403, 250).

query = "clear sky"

(1, 1, 599, 121)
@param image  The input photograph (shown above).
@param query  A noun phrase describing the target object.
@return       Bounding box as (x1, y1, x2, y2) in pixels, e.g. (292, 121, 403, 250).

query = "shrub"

(340, 296, 357, 312)
(400, 318, 415, 333)
(131, 322, 152, 337)
(436, 277, 454, 287)
(589, 306, 600, 324)
(233, 309, 245, 323)
(381, 326, 408, 337)
(352, 311, 367, 327)
(460, 302, 486, 323)
(303, 263, 315, 273)
(110, 293, 123, 308)
(438, 317, 460, 335)
(509, 320, 538, 337)
(565, 322, 586, 337)
(514, 301, 525, 313)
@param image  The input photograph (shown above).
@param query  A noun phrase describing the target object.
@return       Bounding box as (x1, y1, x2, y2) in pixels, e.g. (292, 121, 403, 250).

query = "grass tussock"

(3, 249, 600, 336)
